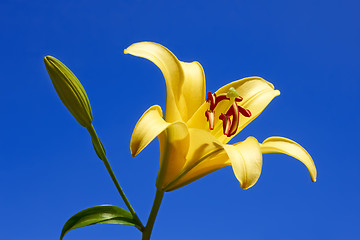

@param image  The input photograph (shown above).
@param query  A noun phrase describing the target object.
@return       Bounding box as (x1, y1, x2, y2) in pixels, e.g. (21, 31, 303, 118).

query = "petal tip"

(130, 146, 137, 157)
(130, 140, 143, 158)
(130, 146, 142, 158)
(240, 182, 255, 190)
(311, 175, 317, 182)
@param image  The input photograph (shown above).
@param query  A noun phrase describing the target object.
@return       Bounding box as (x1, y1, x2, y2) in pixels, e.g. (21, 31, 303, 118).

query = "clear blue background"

(1, 0, 359, 239)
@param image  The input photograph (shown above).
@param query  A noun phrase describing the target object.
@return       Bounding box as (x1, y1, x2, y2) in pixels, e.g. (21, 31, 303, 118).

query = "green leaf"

(60, 205, 142, 240)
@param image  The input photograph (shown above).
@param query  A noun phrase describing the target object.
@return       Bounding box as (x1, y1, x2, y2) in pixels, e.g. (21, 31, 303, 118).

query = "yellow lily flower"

(125, 42, 316, 192)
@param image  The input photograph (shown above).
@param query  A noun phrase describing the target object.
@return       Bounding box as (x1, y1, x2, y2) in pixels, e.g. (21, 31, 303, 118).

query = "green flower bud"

(44, 56, 93, 127)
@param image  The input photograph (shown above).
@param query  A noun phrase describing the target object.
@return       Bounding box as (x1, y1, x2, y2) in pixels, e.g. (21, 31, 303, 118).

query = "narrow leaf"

(60, 205, 142, 240)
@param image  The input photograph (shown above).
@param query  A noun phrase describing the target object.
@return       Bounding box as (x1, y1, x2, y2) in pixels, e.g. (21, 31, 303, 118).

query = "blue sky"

(0, 0, 359, 239)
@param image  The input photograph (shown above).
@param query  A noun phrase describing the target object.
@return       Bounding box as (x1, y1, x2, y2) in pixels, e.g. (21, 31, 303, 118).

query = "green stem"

(102, 158, 143, 229)
(87, 125, 144, 230)
(142, 190, 164, 240)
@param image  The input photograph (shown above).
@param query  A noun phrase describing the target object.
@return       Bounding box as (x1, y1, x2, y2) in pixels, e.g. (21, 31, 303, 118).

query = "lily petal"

(125, 42, 205, 122)
(130, 105, 168, 157)
(156, 120, 190, 189)
(163, 128, 226, 191)
(164, 150, 229, 191)
(224, 137, 263, 189)
(260, 137, 317, 182)
(184, 128, 224, 169)
(166, 136, 262, 191)
(187, 77, 280, 143)
(179, 61, 206, 121)
(130, 105, 190, 190)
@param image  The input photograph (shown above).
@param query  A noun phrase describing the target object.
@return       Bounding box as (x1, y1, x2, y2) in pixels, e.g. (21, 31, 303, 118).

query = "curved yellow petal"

(130, 105, 167, 157)
(179, 61, 206, 121)
(125, 42, 205, 122)
(163, 128, 226, 191)
(184, 128, 224, 168)
(166, 135, 263, 191)
(224, 137, 263, 189)
(130, 105, 190, 190)
(164, 150, 229, 191)
(215, 76, 275, 97)
(187, 77, 280, 142)
(261, 137, 317, 182)
(156, 120, 190, 190)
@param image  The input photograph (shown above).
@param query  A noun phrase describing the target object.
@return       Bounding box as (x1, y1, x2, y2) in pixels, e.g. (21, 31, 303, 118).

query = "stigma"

(205, 88, 251, 137)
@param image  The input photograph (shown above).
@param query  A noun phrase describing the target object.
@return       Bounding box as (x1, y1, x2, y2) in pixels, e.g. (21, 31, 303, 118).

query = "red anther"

(235, 96, 243, 102)
(207, 92, 229, 111)
(206, 92, 216, 110)
(215, 93, 229, 103)
(206, 92, 213, 101)
(219, 113, 231, 137)
(205, 110, 215, 130)
(238, 106, 251, 117)
(218, 103, 239, 137)
(228, 103, 240, 137)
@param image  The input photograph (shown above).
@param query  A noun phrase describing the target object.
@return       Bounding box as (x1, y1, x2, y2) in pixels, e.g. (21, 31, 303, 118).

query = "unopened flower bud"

(44, 56, 93, 127)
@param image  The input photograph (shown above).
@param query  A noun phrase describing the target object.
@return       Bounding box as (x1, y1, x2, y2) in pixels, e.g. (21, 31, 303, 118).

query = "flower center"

(205, 87, 251, 137)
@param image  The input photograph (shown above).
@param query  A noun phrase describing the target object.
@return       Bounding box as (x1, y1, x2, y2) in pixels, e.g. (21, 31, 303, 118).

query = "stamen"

(205, 90, 252, 137)
(206, 92, 229, 111)
(219, 114, 231, 136)
(227, 103, 240, 137)
(206, 92, 216, 110)
(205, 110, 215, 130)
(238, 106, 251, 117)
(235, 96, 243, 102)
